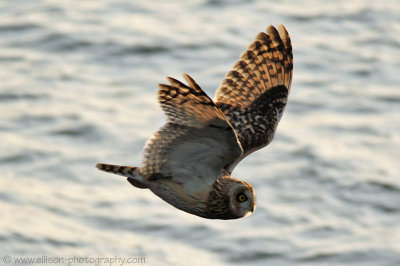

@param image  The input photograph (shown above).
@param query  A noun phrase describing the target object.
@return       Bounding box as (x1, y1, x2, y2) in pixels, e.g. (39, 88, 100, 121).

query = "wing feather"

(214, 25, 293, 172)
(158, 74, 227, 128)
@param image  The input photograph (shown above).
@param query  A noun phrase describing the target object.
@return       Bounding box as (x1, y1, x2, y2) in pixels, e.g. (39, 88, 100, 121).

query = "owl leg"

(96, 163, 148, 189)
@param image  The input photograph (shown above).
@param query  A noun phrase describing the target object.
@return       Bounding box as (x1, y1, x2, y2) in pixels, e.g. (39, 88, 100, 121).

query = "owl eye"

(237, 193, 247, 202)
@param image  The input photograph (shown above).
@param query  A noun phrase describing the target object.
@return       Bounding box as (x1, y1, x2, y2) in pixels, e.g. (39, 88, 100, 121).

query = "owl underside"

(147, 172, 244, 220)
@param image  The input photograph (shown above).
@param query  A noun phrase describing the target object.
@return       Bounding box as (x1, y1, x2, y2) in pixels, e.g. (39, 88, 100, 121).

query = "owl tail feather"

(96, 163, 147, 189)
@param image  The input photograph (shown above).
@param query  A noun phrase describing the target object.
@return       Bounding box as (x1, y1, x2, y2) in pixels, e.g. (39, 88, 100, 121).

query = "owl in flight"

(97, 25, 293, 219)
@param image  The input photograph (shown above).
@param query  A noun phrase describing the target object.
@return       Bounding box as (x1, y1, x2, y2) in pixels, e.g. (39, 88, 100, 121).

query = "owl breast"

(148, 178, 211, 218)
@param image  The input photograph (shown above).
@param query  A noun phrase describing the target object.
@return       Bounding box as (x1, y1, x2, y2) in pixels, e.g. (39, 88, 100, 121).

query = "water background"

(1, 0, 399, 265)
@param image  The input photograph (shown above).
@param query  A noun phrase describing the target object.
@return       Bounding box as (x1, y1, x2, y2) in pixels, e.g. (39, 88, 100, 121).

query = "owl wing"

(140, 74, 243, 188)
(214, 25, 293, 172)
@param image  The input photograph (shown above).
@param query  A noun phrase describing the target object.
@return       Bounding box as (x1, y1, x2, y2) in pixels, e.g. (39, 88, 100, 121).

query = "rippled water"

(1, 0, 400, 265)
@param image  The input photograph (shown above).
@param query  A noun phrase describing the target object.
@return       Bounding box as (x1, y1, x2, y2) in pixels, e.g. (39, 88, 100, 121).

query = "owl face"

(204, 176, 256, 219)
(229, 182, 256, 218)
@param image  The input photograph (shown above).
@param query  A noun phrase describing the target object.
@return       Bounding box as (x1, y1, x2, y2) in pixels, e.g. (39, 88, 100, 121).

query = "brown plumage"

(96, 25, 293, 219)
(215, 25, 293, 170)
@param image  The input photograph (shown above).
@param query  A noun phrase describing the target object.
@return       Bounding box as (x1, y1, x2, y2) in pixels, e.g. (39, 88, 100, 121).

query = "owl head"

(206, 175, 256, 219)
(228, 181, 256, 218)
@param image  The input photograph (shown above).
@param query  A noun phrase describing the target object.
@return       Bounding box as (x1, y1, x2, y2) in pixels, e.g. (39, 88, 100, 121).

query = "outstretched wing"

(214, 25, 293, 172)
(140, 74, 242, 188)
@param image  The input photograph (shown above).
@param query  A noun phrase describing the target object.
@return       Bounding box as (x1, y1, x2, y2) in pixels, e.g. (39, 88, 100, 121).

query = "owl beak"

(244, 205, 256, 217)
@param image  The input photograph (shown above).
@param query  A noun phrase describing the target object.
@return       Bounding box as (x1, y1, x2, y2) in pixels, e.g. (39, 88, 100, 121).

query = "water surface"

(1, 0, 399, 265)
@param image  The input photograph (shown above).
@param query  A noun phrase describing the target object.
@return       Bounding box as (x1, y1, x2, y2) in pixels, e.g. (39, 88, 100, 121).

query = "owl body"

(97, 25, 293, 220)
(98, 151, 254, 219)
(144, 172, 254, 220)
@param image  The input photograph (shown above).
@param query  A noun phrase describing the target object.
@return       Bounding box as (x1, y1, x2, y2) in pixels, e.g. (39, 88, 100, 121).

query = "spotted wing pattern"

(214, 25, 293, 171)
(158, 74, 227, 128)
(140, 74, 242, 186)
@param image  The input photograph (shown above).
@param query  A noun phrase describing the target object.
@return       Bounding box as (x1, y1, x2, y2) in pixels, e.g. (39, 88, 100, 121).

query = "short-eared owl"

(97, 25, 293, 219)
